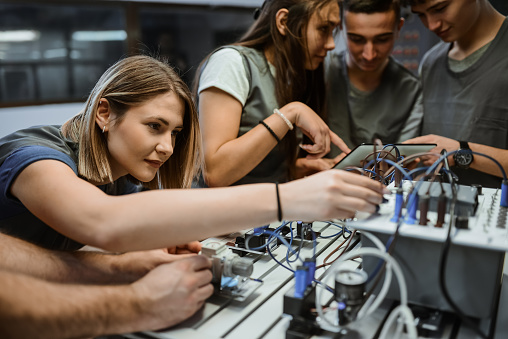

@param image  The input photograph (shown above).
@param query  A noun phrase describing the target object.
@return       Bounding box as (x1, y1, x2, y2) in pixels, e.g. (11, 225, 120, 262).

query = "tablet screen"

(332, 143, 437, 170)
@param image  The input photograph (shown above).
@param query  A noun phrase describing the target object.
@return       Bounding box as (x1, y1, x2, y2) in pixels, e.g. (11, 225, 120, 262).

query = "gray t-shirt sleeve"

(198, 48, 250, 106)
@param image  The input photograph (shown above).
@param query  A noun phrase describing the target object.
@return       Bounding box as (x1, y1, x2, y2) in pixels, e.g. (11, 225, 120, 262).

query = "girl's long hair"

(193, 0, 338, 179)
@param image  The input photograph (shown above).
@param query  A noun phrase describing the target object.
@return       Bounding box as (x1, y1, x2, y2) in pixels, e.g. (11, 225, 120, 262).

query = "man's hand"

(166, 241, 202, 254)
(132, 255, 213, 329)
(404, 134, 459, 166)
(108, 248, 198, 282)
(294, 157, 336, 178)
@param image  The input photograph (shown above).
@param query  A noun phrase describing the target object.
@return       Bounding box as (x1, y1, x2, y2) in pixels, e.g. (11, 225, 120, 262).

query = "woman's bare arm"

(11, 159, 386, 252)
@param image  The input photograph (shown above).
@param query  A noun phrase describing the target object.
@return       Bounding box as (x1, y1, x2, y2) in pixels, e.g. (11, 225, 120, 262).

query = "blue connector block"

(390, 189, 404, 223)
(501, 180, 508, 207)
(405, 193, 419, 224)
(253, 225, 269, 235)
(303, 259, 316, 287)
(294, 266, 308, 298)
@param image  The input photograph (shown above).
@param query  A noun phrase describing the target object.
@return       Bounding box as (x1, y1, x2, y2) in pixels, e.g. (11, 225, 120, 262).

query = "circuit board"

(346, 181, 508, 251)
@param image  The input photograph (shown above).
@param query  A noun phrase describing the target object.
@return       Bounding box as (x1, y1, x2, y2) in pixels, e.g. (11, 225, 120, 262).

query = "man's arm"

(404, 134, 508, 178)
(0, 256, 213, 339)
(0, 233, 194, 284)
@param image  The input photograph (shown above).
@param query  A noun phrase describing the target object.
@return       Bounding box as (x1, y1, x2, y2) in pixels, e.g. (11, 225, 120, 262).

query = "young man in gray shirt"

(326, 0, 423, 156)
(404, 0, 508, 187)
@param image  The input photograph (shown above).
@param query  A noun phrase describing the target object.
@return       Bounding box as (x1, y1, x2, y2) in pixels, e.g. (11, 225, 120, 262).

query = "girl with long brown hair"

(196, 0, 350, 187)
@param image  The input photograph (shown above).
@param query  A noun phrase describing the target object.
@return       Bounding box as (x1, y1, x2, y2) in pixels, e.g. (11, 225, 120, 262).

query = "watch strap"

(459, 140, 471, 150)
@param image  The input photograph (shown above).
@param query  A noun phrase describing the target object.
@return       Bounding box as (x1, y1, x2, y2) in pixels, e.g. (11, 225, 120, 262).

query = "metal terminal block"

(201, 240, 262, 301)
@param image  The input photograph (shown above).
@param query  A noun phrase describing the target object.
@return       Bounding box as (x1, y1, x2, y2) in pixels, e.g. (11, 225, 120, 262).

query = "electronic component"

(283, 259, 321, 339)
(334, 269, 368, 326)
(347, 182, 507, 320)
(283, 284, 321, 339)
(296, 221, 321, 240)
(418, 193, 430, 225)
(201, 240, 262, 301)
(416, 181, 479, 218)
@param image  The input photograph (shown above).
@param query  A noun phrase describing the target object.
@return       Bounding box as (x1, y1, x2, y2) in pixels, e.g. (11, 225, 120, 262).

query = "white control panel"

(346, 181, 508, 251)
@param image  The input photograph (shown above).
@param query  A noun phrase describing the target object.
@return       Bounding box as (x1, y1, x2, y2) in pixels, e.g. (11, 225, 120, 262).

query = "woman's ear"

(95, 98, 111, 133)
(275, 8, 289, 36)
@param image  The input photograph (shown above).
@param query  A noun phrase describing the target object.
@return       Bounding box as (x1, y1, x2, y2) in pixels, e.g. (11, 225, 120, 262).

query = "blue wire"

(363, 158, 413, 182)
(366, 150, 507, 282)
(407, 166, 431, 177)
(263, 228, 335, 294)
(387, 149, 507, 246)
(319, 231, 344, 239)
(287, 226, 305, 266)
(266, 240, 294, 273)
(363, 169, 379, 177)
(318, 221, 348, 238)
(245, 221, 292, 251)
(382, 144, 401, 158)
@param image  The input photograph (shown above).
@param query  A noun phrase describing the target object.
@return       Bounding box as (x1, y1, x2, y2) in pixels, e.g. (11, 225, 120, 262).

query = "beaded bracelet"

(273, 108, 294, 130)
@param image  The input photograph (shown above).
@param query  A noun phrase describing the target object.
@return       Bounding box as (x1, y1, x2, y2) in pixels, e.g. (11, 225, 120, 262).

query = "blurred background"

(0, 0, 506, 136)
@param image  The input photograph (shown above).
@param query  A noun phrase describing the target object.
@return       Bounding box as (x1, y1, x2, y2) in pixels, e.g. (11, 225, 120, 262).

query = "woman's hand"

(279, 102, 350, 158)
(281, 169, 390, 221)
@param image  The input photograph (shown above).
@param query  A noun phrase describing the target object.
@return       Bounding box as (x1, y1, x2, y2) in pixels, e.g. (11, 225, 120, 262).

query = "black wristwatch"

(453, 140, 474, 169)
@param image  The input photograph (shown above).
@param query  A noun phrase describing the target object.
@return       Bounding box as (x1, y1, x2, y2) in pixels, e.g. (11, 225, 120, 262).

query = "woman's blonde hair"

(62, 55, 202, 189)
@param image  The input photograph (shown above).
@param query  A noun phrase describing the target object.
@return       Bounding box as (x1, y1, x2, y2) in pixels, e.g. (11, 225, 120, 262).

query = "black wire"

(438, 183, 489, 339)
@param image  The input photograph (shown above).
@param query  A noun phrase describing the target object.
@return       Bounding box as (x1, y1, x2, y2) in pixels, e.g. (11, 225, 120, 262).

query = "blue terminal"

(303, 258, 316, 287)
(501, 180, 508, 207)
(294, 266, 308, 298)
(390, 188, 404, 223)
(221, 276, 239, 288)
(405, 193, 419, 225)
(253, 225, 269, 235)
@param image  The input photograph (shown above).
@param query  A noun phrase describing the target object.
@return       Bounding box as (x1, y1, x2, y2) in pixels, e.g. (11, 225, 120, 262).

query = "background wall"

(0, 103, 83, 137)
(1, 0, 506, 138)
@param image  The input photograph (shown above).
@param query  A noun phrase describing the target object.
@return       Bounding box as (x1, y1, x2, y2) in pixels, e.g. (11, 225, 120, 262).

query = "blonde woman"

(0, 55, 387, 253)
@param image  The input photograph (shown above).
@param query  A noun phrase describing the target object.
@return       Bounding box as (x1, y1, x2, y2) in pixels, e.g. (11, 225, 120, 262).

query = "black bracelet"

(275, 182, 282, 221)
(259, 120, 281, 143)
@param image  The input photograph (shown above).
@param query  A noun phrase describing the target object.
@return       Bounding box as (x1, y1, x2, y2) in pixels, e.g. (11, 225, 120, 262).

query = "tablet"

(332, 143, 437, 170)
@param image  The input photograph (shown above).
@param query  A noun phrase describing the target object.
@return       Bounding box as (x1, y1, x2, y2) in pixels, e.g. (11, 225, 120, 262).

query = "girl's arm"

(200, 88, 347, 187)
(11, 159, 386, 252)
(199, 87, 294, 186)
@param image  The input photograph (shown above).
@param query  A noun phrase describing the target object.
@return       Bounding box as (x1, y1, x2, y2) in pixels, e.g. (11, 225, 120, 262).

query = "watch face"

(455, 150, 473, 166)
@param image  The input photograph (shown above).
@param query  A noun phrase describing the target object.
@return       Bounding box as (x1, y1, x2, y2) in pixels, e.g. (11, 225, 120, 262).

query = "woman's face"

(304, 1, 340, 70)
(105, 91, 185, 182)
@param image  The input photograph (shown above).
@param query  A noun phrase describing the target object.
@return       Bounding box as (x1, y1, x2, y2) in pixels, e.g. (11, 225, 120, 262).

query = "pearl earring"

(102, 126, 105, 133)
